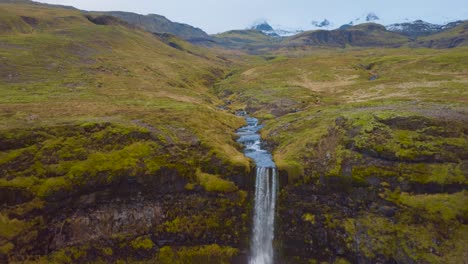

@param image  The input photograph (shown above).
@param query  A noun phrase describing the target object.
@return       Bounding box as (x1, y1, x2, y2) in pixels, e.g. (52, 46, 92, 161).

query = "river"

(237, 117, 278, 264)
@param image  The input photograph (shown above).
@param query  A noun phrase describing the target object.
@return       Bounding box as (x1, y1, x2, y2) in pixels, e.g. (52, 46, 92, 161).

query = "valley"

(0, 1, 467, 263)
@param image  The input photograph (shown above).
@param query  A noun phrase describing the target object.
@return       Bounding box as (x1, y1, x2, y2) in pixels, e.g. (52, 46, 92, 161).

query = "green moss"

(196, 170, 237, 193)
(395, 191, 467, 222)
(67, 141, 161, 184)
(0, 242, 14, 255)
(35, 176, 70, 198)
(156, 244, 238, 264)
(0, 213, 28, 239)
(342, 211, 468, 263)
(48, 250, 72, 263)
(302, 213, 316, 224)
(334, 258, 351, 264)
(131, 236, 154, 250)
(0, 176, 39, 189)
(352, 165, 398, 179)
(99, 247, 113, 256)
(157, 246, 176, 263)
(277, 160, 304, 183)
(261, 113, 275, 120)
(398, 163, 466, 184)
(162, 215, 220, 237)
(184, 183, 195, 191)
(0, 145, 36, 167)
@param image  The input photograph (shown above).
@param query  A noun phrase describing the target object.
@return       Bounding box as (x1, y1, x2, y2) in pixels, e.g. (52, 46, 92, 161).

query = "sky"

(36, 0, 468, 34)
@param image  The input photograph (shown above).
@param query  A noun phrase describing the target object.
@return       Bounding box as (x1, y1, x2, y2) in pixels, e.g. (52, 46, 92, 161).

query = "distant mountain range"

(5, 1, 467, 51)
(250, 21, 303, 37)
(250, 13, 466, 39)
(386, 20, 465, 38)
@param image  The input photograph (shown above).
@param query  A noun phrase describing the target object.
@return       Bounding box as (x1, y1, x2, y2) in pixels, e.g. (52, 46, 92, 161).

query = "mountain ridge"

(100, 11, 211, 41)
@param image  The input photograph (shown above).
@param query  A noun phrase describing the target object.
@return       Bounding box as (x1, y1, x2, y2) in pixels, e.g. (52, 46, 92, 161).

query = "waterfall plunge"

(237, 116, 278, 264)
(250, 167, 278, 264)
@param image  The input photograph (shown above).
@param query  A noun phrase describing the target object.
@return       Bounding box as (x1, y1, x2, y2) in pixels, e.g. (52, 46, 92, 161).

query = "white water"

(251, 167, 278, 264)
(237, 117, 278, 264)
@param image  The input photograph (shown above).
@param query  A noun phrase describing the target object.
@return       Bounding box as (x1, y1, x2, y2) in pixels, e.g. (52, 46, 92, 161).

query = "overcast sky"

(36, 0, 468, 34)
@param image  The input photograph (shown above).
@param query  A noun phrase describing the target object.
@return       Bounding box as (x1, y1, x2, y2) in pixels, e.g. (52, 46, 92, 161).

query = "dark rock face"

(312, 19, 331, 28)
(366, 13, 379, 22)
(252, 23, 274, 32)
(0, 123, 252, 262)
(85, 15, 131, 27)
(48, 198, 165, 250)
(6, 172, 251, 262)
(274, 112, 468, 263)
(276, 178, 466, 263)
(102, 11, 210, 41)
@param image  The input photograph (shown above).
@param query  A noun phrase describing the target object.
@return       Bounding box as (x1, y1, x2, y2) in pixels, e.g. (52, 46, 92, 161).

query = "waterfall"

(250, 167, 278, 264)
(236, 116, 278, 264)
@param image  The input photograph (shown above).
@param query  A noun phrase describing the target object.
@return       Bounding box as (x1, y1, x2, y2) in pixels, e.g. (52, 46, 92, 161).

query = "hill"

(409, 20, 468, 48)
(0, 2, 253, 263)
(210, 29, 279, 52)
(283, 23, 409, 48)
(101, 11, 211, 41)
(387, 20, 465, 38)
(214, 46, 468, 263)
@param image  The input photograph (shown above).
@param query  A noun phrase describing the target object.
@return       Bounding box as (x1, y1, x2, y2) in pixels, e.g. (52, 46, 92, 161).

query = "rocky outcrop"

(0, 122, 252, 262)
(274, 111, 468, 263)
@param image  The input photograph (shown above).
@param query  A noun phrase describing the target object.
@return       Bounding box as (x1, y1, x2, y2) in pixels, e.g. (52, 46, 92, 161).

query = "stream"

(237, 117, 278, 264)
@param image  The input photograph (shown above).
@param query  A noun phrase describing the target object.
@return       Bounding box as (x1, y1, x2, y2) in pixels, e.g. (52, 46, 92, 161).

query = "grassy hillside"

(211, 29, 280, 53)
(215, 47, 468, 263)
(283, 23, 409, 48)
(102, 11, 211, 41)
(410, 21, 468, 48)
(0, 3, 253, 262)
(0, 3, 248, 164)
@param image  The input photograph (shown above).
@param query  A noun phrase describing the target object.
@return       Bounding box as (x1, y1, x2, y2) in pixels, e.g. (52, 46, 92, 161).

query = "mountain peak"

(366, 13, 380, 22)
(250, 20, 303, 37)
(385, 19, 465, 39)
(311, 19, 331, 28)
(251, 21, 274, 32)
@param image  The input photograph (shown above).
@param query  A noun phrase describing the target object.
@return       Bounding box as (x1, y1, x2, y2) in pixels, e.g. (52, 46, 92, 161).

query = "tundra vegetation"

(0, 1, 467, 263)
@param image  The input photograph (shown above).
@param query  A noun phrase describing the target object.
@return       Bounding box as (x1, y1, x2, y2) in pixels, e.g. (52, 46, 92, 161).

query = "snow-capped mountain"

(271, 26, 304, 37)
(338, 12, 386, 29)
(351, 12, 381, 24)
(250, 21, 303, 37)
(386, 20, 464, 37)
(249, 14, 465, 38)
(310, 19, 334, 30)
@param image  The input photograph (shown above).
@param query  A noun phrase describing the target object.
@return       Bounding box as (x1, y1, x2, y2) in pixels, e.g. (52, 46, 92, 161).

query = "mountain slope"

(409, 20, 468, 48)
(211, 29, 279, 52)
(102, 11, 211, 41)
(215, 46, 468, 263)
(387, 20, 465, 38)
(0, 2, 252, 263)
(283, 23, 409, 48)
